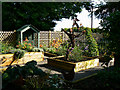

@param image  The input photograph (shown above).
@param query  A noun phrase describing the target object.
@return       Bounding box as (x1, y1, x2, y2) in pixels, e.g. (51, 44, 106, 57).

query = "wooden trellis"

(0, 31, 16, 46)
(38, 31, 68, 47)
(0, 30, 103, 47)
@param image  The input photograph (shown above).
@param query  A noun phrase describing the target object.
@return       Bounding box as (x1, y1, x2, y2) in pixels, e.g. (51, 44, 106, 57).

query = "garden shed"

(16, 24, 40, 48)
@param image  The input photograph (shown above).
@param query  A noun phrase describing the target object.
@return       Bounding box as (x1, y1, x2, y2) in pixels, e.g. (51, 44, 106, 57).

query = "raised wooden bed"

(44, 52, 57, 57)
(47, 56, 99, 72)
(0, 52, 44, 67)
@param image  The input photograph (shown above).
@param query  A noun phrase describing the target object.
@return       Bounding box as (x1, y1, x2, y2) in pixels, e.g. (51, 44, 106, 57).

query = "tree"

(94, 2, 120, 67)
(2, 2, 84, 31)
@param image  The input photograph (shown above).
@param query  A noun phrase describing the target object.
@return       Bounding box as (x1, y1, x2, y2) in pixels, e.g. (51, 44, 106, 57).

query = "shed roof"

(17, 24, 40, 33)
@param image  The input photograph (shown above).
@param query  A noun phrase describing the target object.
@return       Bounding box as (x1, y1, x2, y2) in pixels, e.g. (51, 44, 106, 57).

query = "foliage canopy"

(2, 2, 85, 31)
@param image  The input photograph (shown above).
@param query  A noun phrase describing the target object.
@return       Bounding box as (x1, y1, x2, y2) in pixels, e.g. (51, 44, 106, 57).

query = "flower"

(80, 23, 82, 26)
(25, 37, 29, 41)
(16, 45, 19, 47)
(40, 44, 43, 47)
(71, 48, 74, 50)
(28, 43, 31, 46)
(85, 45, 89, 50)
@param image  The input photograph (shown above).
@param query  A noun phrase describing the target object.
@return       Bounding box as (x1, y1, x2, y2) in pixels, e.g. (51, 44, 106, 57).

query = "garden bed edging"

(0, 52, 44, 67)
(47, 57, 99, 72)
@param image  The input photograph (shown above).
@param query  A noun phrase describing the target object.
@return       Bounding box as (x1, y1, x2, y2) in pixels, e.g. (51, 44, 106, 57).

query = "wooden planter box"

(44, 52, 57, 57)
(47, 56, 99, 72)
(0, 52, 44, 67)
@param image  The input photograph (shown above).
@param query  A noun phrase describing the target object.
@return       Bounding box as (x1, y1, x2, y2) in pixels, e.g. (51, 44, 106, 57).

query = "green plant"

(43, 41, 68, 56)
(0, 42, 15, 54)
(2, 60, 64, 89)
(55, 45, 67, 56)
(68, 46, 83, 61)
(32, 48, 44, 52)
(13, 49, 25, 60)
(8, 49, 26, 66)
(50, 36, 63, 49)
(84, 28, 99, 57)
(45, 74, 64, 88)
(2, 60, 47, 89)
(46, 47, 57, 54)
(16, 40, 34, 52)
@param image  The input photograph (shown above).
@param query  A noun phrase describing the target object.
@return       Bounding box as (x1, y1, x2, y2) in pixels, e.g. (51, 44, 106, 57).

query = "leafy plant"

(44, 40, 68, 56)
(46, 47, 57, 54)
(8, 49, 26, 66)
(13, 49, 25, 60)
(50, 37, 63, 49)
(45, 74, 64, 88)
(84, 27, 99, 57)
(0, 42, 15, 54)
(55, 45, 67, 56)
(16, 39, 34, 52)
(32, 48, 44, 52)
(2, 60, 47, 89)
(68, 46, 83, 61)
(2, 60, 64, 89)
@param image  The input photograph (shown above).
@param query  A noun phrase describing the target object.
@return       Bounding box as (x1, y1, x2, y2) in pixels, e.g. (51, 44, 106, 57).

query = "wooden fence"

(0, 31, 103, 47)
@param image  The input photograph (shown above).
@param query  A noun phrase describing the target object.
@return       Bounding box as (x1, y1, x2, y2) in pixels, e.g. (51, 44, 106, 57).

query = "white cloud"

(54, 8, 101, 31)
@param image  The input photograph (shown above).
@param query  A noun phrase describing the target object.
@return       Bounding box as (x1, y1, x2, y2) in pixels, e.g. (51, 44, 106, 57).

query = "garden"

(1, 25, 115, 89)
(1, 1, 120, 90)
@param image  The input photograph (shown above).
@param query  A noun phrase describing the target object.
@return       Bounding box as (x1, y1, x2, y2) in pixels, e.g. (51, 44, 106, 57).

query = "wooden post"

(48, 31, 51, 47)
(21, 31, 23, 44)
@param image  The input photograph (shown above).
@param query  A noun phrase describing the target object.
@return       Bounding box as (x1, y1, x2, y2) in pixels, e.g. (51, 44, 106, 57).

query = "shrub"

(84, 28, 99, 57)
(0, 42, 15, 54)
(68, 46, 83, 61)
(13, 49, 25, 60)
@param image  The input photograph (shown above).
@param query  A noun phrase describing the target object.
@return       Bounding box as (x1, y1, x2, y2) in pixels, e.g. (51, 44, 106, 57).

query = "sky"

(53, 0, 105, 31)
(54, 8, 101, 31)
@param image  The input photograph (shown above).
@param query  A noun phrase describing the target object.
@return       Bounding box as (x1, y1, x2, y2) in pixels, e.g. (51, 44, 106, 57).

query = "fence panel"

(0, 31, 104, 48)
(0, 31, 16, 46)
(39, 31, 68, 47)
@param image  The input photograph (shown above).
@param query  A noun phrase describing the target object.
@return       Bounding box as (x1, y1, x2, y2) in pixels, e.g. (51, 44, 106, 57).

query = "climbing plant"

(84, 28, 99, 57)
